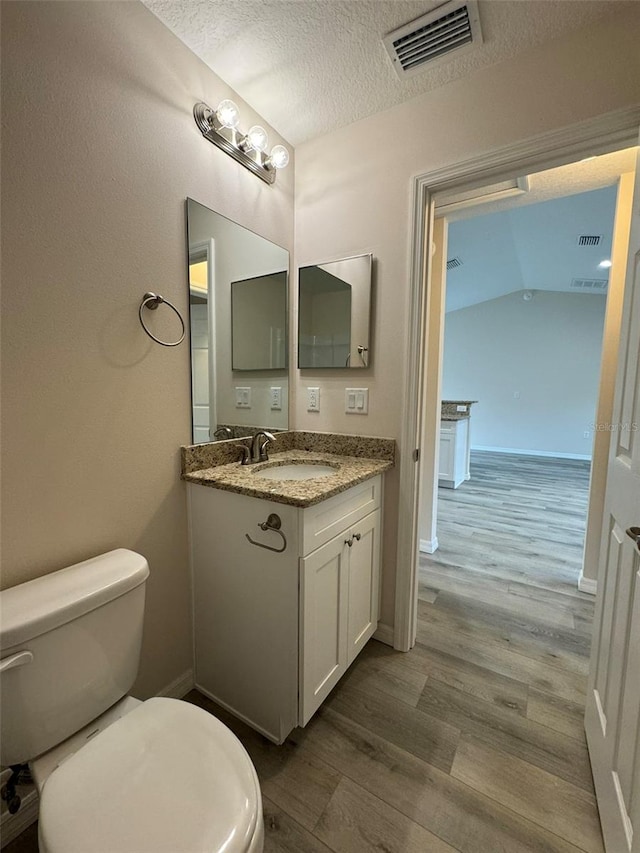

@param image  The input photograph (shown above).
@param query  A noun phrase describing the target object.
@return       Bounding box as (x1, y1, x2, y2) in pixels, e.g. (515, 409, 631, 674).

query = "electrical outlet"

(270, 386, 282, 410)
(584, 431, 590, 439)
(235, 387, 251, 409)
(513, 391, 520, 400)
(307, 387, 320, 412)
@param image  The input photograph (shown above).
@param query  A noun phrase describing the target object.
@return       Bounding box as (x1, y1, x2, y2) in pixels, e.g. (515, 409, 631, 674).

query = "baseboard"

(472, 445, 591, 461)
(373, 622, 394, 647)
(0, 790, 39, 848)
(156, 669, 194, 699)
(419, 537, 439, 554)
(578, 572, 598, 595)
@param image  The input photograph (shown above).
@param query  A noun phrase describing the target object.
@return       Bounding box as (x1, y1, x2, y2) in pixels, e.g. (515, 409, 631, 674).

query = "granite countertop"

(181, 431, 395, 508)
(441, 400, 478, 421)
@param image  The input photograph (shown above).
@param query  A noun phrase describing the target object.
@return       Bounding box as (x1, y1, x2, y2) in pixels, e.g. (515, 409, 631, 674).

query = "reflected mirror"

(298, 254, 372, 368)
(187, 198, 289, 444)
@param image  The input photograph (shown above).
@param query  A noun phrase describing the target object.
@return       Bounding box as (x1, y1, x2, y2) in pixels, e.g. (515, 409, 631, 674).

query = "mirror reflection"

(298, 254, 372, 368)
(187, 198, 289, 444)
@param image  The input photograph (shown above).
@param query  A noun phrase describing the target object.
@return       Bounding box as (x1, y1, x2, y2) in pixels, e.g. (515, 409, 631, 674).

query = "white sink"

(254, 463, 338, 481)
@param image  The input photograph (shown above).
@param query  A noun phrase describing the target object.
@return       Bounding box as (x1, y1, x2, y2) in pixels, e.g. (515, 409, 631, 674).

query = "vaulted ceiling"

(142, 0, 623, 144)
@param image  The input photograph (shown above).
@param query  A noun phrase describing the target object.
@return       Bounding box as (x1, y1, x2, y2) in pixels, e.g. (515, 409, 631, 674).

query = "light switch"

(235, 387, 251, 408)
(307, 387, 320, 412)
(345, 388, 368, 414)
(270, 386, 282, 410)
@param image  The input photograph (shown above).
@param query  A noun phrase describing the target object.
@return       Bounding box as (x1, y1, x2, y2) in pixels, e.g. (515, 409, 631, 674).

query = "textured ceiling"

(142, 0, 623, 144)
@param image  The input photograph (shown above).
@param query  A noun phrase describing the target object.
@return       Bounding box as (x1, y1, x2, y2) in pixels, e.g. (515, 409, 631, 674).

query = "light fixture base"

(193, 102, 276, 185)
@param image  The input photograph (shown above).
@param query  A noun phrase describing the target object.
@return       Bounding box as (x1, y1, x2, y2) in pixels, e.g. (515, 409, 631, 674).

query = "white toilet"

(0, 549, 264, 853)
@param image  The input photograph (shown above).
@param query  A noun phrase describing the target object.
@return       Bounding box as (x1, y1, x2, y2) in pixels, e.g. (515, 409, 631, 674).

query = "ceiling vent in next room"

(383, 0, 483, 79)
(570, 278, 608, 291)
(577, 235, 602, 246)
(447, 257, 463, 270)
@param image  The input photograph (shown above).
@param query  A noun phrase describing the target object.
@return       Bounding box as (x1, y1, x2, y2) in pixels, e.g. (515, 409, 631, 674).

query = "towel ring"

(139, 292, 185, 347)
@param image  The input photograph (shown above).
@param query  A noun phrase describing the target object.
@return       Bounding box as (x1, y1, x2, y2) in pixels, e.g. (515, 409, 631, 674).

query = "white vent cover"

(384, 0, 483, 79)
(577, 235, 602, 246)
(447, 257, 463, 269)
(571, 278, 608, 291)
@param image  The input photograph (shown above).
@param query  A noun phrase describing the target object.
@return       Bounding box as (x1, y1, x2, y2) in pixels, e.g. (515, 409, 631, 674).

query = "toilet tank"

(0, 549, 149, 765)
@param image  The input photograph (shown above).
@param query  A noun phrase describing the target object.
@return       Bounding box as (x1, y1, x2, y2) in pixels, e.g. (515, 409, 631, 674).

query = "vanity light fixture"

(193, 100, 289, 185)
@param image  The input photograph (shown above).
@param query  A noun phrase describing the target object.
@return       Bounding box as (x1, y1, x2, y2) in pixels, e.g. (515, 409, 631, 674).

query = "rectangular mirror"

(187, 198, 289, 444)
(298, 253, 372, 368)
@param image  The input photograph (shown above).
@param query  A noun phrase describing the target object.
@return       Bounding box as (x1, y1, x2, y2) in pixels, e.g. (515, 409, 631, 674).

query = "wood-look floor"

(4, 451, 601, 853)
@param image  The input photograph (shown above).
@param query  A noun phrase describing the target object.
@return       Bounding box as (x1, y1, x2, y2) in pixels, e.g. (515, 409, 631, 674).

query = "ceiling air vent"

(571, 278, 608, 291)
(383, 0, 483, 80)
(577, 235, 602, 246)
(447, 257, 463, 270)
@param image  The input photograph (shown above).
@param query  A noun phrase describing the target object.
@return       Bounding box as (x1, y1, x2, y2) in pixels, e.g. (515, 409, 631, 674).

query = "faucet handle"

(235, 444, 251, 465)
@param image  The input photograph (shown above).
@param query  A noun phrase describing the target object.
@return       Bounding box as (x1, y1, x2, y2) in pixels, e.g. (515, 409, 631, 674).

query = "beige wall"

(442, 290, 607, 457)
(294, 5, 640, 626)
(1, 1, 294, 697)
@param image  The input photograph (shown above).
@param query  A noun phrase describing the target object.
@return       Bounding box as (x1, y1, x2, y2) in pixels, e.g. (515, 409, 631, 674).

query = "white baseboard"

(156, 669, 194, 699)
(578, 572, 598, 595)
(1, 790, 39, 848)
(373, 623, 394, 647)
(472, 445, 591, 461)
(419, 537, 439, 554)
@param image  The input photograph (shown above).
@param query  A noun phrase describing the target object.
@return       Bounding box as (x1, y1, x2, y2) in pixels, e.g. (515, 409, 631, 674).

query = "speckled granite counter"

(181, 431, 395, 508)
(441, 400, 477, 421)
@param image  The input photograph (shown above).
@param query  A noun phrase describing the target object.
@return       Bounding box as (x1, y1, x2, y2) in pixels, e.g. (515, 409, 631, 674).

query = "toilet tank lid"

(0, 549, 150, 650)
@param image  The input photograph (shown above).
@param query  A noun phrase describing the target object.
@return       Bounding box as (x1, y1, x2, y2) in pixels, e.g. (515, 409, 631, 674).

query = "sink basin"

(254, 463, 338, 481)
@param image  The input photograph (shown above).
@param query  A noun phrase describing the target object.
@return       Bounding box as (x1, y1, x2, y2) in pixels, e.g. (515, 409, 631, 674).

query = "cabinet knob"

(353, 532, 361, 542)
(345, 536, 354, 547)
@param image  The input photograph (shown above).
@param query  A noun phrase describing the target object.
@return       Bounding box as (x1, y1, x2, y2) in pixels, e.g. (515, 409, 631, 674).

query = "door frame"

(394, 104, 640, 652)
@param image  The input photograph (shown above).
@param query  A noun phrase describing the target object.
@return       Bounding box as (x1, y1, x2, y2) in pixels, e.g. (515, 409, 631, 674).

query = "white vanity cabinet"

(187, 474, 382, 743)
(438, 418, 470, 488)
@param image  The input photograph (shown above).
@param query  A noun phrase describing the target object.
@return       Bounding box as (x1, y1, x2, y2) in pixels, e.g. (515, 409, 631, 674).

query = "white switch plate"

(270, 386, 282, 410)
(235, 387, 251, 408)
(307, 387, 320, 412)
(456, 405, 467, 413)
(345, 387, 369, 414)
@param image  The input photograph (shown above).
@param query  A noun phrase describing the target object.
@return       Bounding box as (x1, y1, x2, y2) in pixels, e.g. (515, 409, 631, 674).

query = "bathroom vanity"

(183, 432, 394, 743)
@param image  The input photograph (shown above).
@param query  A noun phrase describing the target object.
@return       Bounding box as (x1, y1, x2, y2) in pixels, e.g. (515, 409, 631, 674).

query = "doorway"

(424, 171, 625, 606)
(393, 107, 640, 652)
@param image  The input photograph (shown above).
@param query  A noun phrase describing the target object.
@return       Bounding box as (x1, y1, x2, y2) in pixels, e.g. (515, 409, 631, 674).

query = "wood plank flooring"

(4, 451, 601, 853)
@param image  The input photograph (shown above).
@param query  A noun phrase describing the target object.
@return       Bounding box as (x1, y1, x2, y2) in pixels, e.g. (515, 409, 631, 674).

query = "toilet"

(0, 549, 264, 853)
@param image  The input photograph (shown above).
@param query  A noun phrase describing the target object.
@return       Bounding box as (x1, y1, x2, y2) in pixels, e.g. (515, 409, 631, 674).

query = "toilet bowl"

(0, 549, 264, 853)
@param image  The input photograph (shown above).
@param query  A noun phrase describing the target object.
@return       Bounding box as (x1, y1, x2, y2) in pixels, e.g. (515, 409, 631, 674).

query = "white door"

(585, 139, 640, 852)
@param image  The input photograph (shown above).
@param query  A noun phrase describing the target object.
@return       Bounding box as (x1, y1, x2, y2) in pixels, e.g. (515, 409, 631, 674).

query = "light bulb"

(215, 99, 240, 129)
(598, 259, 612, 269)
(268, 144, 290, 170)
(245, 125, 269, 153)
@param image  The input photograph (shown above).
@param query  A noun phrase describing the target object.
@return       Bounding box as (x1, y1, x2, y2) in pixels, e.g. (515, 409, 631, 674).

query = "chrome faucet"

(250, 430, 276, 463)
(213, 426, 233, 440)
(236, 430, 276, 465)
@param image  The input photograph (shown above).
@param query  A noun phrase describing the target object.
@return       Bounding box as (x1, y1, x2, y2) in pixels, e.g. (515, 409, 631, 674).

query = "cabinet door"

(439, 429, 455, 480)
(346, 509, 381, 666)
(300, 534, 349, 726)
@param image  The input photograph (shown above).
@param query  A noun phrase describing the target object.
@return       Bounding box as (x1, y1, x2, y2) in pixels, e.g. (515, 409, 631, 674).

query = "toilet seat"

(38, 697, 263, 853)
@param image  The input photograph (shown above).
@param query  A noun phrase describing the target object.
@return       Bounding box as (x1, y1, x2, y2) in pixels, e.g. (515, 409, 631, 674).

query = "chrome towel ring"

(138, 292, 185, 347)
